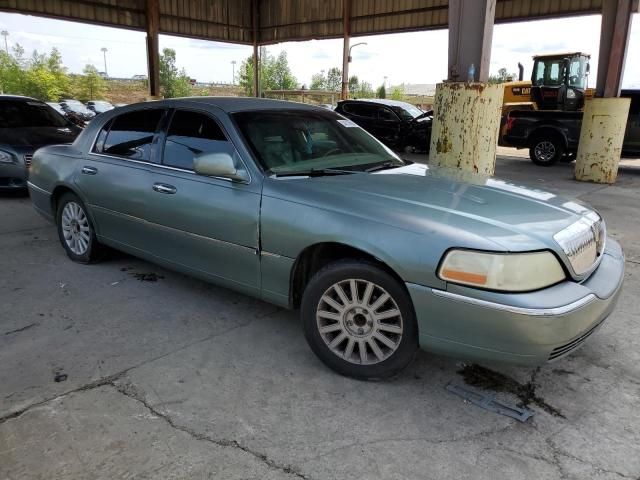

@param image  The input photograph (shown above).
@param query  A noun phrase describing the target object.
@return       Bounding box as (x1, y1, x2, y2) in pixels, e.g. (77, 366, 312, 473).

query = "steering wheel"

(569, 75, 580, 85)
(323, 148, 343, 157)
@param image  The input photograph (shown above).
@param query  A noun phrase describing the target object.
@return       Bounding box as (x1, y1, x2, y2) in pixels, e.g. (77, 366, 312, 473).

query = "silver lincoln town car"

(27, 98, 624, 379)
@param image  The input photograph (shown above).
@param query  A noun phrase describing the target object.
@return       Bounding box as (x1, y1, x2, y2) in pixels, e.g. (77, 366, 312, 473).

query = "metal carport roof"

(0, 0, 609, 45)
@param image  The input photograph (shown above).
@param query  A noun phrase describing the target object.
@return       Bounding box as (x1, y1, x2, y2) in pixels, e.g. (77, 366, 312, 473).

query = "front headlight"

(566, 89, 577, 99)
(438, 249, 565, 292)
(0, 150, 15, 164)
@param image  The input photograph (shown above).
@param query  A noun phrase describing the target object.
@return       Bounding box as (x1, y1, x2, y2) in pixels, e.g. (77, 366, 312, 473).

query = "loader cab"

(531, 53, 590, 111)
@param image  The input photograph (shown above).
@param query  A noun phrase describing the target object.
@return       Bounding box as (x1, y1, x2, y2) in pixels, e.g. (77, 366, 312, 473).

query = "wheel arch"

(289, 241, 407, 309)
(528, 126, 568, 149)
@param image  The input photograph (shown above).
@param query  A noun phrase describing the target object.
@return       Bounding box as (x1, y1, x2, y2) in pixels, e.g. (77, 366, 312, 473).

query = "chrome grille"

(553, 212, 605, 276)
(24, 154, 33, 168)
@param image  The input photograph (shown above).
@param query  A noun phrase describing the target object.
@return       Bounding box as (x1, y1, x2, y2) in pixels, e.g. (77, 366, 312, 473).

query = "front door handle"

(152, 183, 177, 194)
(81, 166, 98, 175)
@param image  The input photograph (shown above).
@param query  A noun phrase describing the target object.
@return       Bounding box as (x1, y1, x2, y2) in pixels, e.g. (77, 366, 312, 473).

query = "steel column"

(252, 0, 260, 97)
(447, 0, 496, 82)
(596, 0, 635, 97)
(341, 0, 350, 100)
(145, 0, 160, 98)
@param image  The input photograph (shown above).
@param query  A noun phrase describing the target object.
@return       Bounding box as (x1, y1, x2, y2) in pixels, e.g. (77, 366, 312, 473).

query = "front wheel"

(56, 192, 104, 263)
(301, 260, 418, 380)
(529, 135, 564, 166)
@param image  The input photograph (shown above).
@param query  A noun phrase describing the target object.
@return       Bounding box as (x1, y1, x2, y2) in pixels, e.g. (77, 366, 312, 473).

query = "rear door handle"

(152, 183, 177, 194)
(81, 166, 98, 175)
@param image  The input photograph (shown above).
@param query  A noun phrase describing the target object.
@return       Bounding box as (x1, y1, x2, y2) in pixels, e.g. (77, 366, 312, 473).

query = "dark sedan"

(60, 99, 96, 122)
(0, 95, 81, 191)
(335, 99, 432, 153)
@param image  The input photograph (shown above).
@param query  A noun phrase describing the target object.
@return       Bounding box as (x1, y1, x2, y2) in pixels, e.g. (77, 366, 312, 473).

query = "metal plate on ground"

(446, 382, 535, 422)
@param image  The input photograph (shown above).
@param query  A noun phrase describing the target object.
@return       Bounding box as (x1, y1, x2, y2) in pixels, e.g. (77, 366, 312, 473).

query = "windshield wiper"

(272, 168, 356, 178)
(364, 160, 409, 172)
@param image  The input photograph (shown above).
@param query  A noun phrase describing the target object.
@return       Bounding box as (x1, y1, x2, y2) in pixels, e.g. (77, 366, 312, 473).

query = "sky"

(0, 11, 639, 89)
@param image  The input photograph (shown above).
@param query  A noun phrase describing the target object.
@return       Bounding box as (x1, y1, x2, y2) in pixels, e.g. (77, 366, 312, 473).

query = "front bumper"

(408, 238, 624, 365)
(0, 162, 28, 190)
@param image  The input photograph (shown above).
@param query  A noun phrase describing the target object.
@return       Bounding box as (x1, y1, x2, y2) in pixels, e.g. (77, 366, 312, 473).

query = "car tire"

(301, 260, 418, 380)
(56, 192, 104, 263)
(529, 133, 564, 166)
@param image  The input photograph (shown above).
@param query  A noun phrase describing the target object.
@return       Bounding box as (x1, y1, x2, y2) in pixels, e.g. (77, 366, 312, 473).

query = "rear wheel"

(301, 260, 418, 380)
(56, 192, 104, 263)
(529, 133, 564, 166)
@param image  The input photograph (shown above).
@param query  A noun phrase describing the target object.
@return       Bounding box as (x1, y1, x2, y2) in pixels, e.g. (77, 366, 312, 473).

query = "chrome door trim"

(89, 152, 246, 184)
(431, 289, 597, 317)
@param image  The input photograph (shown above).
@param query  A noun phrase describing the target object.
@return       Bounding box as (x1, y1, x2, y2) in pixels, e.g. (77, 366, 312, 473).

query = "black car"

(335, 99, 432, 152)
(0, 95, 81, 191)
(60, 99, 96, 122)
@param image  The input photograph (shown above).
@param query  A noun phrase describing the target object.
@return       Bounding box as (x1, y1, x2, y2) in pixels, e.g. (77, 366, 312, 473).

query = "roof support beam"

(145, 0, 160, 98)
(252, 0, 260, 98)
(341, 0, 350, 100)
(597, 0, 635, 97)
(447, 0, 496, 82)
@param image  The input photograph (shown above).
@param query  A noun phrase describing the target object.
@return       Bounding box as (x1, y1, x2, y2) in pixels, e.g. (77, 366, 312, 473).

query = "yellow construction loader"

(502, 52, 594, 114)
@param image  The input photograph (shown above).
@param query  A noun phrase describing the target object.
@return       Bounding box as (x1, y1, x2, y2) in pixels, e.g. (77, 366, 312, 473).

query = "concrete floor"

(1, 154, 639, 480)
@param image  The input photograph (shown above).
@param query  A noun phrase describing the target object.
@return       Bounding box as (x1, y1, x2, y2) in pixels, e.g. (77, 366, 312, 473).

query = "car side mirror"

(194, 151, 249, 182)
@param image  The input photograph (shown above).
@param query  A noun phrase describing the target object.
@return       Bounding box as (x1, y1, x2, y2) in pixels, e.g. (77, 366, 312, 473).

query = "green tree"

(238, 48, 297, 95)
(326, 67, 341, 91)
(159, 48, 191, 98)
(390, 85, 404, 100)
(348, 75, 359, 92)
(0, 44, 71, 100)
(73, 64, 106, 101)
(356, 81, 374, 98)
(488, 67, 515, 84)
(271, 51, 297, 90)
(0, 48, 24, 94)
(376, 84, 386, 98)
(310, 70, 326, 90)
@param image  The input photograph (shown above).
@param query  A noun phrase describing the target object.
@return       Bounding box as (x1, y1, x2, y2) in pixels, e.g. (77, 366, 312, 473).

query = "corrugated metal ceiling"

(0, 0, 618, 45)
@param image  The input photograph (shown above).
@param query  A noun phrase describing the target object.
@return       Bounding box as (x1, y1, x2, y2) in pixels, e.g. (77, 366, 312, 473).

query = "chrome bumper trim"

(431, 289, 597, 317)
(27, 181, 51, 195)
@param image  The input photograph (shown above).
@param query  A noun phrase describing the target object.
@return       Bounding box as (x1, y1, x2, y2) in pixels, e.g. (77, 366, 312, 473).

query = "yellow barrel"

(575, 97, 631, 184)
(429, 82, 504, 176)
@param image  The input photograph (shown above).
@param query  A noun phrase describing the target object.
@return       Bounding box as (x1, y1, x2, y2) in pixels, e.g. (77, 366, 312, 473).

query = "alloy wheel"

(534, 141, 556, 163)
(316, 279, 403, 365)
(61, 201, 91, 255)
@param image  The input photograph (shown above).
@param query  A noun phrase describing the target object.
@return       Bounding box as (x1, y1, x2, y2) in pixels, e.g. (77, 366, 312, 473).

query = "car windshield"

(0, 100, 68, 128)
(391, 104, 424, 121)
(233, 109, 402, 175)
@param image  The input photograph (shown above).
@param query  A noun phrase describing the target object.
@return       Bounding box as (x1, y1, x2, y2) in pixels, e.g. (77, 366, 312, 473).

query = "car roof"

(139, 96, 327, 113)
(0, 94, 41, 102)
(339, 98, 416, 109)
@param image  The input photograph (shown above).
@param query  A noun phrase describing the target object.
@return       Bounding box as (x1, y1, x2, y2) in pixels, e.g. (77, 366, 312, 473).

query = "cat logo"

(511, 86, 531, 96)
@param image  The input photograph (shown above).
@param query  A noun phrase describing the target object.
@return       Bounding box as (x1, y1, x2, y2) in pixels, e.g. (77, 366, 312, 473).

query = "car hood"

(0, 126, 79, 149)
(264, 163, 596, 253)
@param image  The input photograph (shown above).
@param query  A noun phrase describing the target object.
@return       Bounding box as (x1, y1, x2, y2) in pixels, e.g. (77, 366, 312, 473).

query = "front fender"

(260, 194, 447, 291)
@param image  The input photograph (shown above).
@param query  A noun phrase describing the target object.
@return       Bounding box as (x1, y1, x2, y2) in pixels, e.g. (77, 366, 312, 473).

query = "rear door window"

(162, 110, 231, 170)
(98, 109, 164, 161)
(342, 103, 376, 118)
